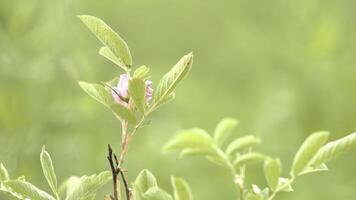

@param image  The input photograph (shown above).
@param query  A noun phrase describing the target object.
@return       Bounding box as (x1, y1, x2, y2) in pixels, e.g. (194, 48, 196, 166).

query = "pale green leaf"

(225, 135, 261, 155)
(65, 171, 111, 200)
(213, 118, 238, 147)
(233, 153, 267, 168)
(142, 187, 173, 200)
(78, 15, 132, 67)
(298, 163, 328, 176)
(162, 128, 214, 153)
(153, 53, 193, 106)
(133, 65, 150, 79)
(264, 158, 281, 191)
(309, 132, 356, 166)
(291, 131, 329, 176)
(171, 176, 193, 200)
(79, 81, 114, 108)
(3, 180, 55, 200)
(99, 46, 128, 71)
(179, 148, 217, 158)
(277, 178, 293, 192)
(40, 146, 58, 198)
(0, 163, 9, 181)
(110, 104, 137, 124)
(134, 170, 158, 193)
(129, 78, 146, 113)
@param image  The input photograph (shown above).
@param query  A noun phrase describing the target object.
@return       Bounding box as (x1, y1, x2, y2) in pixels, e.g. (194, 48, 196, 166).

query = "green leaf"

(134, 170, 158, 193)
(142, 187, 173, 200)
(171, 176, 193, 200)
(153, 53, 193, 106)
(110, 104, 137, 124)
(65, 171, 111, 200)
(133, 65, 151, 79)
(244, 192, 264, 200)
(129, 78, 146, 113)
(148, 93, 175, 113)
(309, 132, 356, 166)
(0, 163, 9, 181)
(233, 153, 267, 168)
(276, 178, 293, 192)
(3, 180, 55, 200)
(213, 118, 238, 147)
(99, 46, 128, 71)
(290, 131, 329, 176)
(162, 128, 214, 153)
(79, 81, 114, 108)
(179, 148, 217, 158)
(78, 15, 132, 67)
(225, 135, 261, 155)
(298, 163, 328, 176)
(79, 81, 136, 124)
(40, 146, 59, 199)
(264, 158, 281, 191)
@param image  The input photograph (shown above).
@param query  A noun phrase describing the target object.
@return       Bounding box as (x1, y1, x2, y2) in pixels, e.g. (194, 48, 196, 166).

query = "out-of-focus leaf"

(0, 163, 9, 181)
(3, 180, 55, 200)
(40, 146, 59, 198)
(142, 187, 173, 200)
(291, 131, 329, 176)
(171, 176, 193, 200)
(78, 15, 132, 67)
(133, 65, 150, 79)
(298, 163, 328, 176)
(264, 158, 281, 191)
(213, 118, 238, 147)
(162, 128, 214, 153)
(134, 170, 158, 193)
(233, 153, 267, 168)
(225, 135, 261, 155)
(65, 171, 111, 200)
(277, 178, 293, 192)
(309, 132, 356, 166)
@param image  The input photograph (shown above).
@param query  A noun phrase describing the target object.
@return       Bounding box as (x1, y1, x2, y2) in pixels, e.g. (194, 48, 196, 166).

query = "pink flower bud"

(112, 74, 153, 107)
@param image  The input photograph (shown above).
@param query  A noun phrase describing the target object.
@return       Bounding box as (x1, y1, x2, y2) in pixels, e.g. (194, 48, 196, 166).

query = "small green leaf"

(99, 46, 128, 71)
(134, 170, 158, 193)
(171, 176, 193, 200)
(225, 135, 261, 155)
(129, 78, 146, 113)
(162, 128, 214, 153)
(79, 81, 114, 108)
(153, 53, 193, 107)
(78, 15, 132, 67)
(276, 178, 293, 192)
(65, 171, 111, 200)
(133, 65, 150, 79)
(233, 153, 267, 168)
(4, 180, 56, 200)
(213, 118, 238, 147)
(298, 163, 328, 176)
(110, 104, 137, 124)
(0, 163, 9, 181)
(143, 187, 173, 200)
(40, 146, 59, 199)
(264, 158, 281, 191)
(179, 148, 217, 158)
(291, 131, 329, 176)
(309, 132, 356, 167)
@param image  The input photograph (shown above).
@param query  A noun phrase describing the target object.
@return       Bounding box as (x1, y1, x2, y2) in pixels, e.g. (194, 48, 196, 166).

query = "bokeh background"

(1, 0, 356, 199)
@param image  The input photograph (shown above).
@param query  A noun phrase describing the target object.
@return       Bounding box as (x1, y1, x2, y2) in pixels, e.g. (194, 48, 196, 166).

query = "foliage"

(163, 118, 356, 200)
(0, 147, 111, 200)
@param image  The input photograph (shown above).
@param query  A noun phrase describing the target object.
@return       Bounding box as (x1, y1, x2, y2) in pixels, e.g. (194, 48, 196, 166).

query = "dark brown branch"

(107, 144, 131, 200)
(107, 144, 119, 200)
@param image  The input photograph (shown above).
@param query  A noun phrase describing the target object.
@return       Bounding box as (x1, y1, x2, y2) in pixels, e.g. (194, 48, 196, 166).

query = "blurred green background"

(1, 0, 356, 199)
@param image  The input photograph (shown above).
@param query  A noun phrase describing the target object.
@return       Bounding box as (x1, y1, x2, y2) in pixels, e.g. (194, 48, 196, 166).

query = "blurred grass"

(1, 0, 356, 199)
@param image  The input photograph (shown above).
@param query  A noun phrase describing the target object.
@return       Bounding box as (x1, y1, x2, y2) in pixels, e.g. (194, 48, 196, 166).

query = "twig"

(107, 144, 119, 200)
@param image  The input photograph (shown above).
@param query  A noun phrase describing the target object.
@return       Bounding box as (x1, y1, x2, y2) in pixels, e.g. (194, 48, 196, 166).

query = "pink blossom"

(112, 74, 153, 107)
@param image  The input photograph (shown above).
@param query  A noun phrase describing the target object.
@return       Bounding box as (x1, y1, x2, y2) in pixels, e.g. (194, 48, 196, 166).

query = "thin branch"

(107, 144, 119, 200)
(117, 168, 131, 200)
